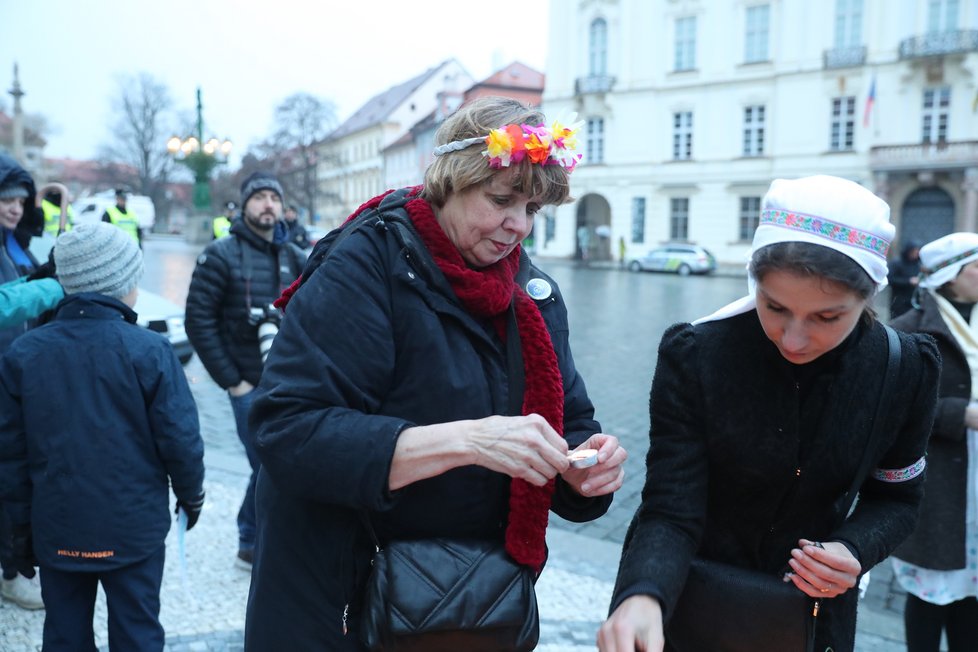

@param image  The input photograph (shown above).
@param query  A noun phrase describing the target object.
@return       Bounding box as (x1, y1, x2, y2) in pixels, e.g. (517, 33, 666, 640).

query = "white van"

(71, 191, 156, 232)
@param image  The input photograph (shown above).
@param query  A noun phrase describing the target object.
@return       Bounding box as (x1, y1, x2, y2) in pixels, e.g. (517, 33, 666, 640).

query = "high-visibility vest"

(105, 205, 140, 243)
(213, 216, 232, 239)
(41, 199, 73, 235)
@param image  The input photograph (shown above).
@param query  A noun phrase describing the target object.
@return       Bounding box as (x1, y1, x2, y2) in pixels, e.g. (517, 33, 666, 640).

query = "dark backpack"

(277, 188, 425, 310)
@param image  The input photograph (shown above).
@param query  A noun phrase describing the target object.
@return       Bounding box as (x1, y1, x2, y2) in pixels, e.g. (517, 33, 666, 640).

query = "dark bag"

(668, 557, 818, 652)
(666, 325, 903, 652)
(359, 307, 539, 651)
(359, 538, 539, 652)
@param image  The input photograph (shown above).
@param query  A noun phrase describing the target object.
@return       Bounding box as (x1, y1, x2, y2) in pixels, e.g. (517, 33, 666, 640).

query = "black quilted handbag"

(359, 537, 539, 652)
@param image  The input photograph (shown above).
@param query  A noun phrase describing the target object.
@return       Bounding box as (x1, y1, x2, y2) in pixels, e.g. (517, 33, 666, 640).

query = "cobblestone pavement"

(0, 240, 924, 650)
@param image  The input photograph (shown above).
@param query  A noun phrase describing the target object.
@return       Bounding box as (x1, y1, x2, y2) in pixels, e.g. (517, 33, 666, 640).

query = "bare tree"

(100, 73, 174, 224)
(259, 93, 336, 221)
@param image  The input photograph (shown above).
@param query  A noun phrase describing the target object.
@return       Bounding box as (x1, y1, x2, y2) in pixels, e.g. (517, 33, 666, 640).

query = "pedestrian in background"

(185, 172, 304, 570)
(599, 176, 939, 652)
(890, 232, 978, 652)
(282, 204, 310, 249)
(40, 189, 74, 236)
(889, 241, 921, 319)
(102, 188, 141, 246)
(212, 201, 235, 240)
(0, 152, 46, 611)
(0, 222, 205, 651)
(244, 97, 626, 650)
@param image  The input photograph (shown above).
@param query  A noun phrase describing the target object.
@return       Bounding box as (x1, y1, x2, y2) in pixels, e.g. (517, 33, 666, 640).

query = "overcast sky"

(0, 0, 549, 163)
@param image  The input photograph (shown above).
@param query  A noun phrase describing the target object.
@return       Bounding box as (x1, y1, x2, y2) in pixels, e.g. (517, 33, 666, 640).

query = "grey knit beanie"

(0, 182, 30, 200)
(240, 171, 284, 208)
(54, 223, 144, 299)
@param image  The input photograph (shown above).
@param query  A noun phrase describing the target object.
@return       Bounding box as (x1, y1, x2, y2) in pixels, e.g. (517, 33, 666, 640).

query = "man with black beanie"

(185, 171, 305, 569)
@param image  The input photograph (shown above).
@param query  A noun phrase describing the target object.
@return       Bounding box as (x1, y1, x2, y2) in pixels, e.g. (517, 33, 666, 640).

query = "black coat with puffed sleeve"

(611, 310, 939, 652)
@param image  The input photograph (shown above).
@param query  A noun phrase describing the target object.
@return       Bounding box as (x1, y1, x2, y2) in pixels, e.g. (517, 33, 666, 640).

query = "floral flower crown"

(432, 112, 584, 171)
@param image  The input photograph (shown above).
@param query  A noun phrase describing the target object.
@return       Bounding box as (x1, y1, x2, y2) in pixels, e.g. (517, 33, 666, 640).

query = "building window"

(587, 117, 605, 163)
(830, 96, 855, 150)
(739, 197, 761, 241)
(673, 112, 693, 160)
(631, 197, 646, 243)
(670, 198, 689, 240)
(675, 16, 696, 71)
(589, 18, 608, 76)
(742, 105, 765, 156)
(834, 0, 863, 48)
(928, 0, 960, 32)
(922, 87, 951, 143)
(745, 4, 770, 63)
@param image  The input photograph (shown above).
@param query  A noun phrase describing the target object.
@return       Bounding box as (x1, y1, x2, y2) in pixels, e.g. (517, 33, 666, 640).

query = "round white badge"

(525, 278, 552, 301)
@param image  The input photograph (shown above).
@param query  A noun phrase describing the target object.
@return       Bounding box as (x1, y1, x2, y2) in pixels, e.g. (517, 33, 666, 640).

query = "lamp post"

(166, 87, 232, 213)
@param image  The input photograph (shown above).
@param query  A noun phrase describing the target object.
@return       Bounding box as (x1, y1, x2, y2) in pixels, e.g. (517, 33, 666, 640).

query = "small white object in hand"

(568, 449, 598, 469)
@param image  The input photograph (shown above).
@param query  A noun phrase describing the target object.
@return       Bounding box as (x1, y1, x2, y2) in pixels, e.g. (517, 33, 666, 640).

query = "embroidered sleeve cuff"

(871, 456, 926, 483)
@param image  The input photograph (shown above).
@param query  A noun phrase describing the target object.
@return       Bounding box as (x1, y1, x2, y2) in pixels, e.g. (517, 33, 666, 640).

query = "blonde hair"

(421, 97, 572, 208)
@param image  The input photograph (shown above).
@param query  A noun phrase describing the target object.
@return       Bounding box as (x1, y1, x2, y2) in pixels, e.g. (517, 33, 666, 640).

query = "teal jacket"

(0, 277, 64, 330)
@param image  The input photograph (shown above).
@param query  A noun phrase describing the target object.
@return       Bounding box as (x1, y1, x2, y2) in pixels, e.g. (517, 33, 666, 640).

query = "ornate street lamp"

(166, 87, 232, 212)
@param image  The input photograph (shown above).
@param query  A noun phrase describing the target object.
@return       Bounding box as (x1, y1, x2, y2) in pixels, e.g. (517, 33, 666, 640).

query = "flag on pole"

(863, 76, 876, 127)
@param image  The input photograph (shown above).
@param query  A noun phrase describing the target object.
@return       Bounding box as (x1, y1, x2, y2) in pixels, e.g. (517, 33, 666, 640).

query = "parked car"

(134, 289, 193, 365)
(27, 233, 192, 365)
(629, 244, 717, 276)
(72, 191, 156, 233)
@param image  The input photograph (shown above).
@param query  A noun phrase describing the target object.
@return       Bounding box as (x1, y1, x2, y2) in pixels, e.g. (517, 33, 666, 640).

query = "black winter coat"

(185, 220, 304, 388)
(245, 205, 611, 650)
(611, 311, 939, 651)
(0, 294, 204, 570)
(890, 292, 972, 570)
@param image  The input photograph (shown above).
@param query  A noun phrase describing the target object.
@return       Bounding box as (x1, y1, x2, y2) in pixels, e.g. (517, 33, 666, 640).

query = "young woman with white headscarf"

(598, 175, 940, 652)
(889, 232, 978, 652)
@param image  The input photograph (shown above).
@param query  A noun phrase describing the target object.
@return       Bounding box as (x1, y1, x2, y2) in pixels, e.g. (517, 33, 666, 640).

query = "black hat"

(115, 188, 127, 198)
(240, 171, 284, 207)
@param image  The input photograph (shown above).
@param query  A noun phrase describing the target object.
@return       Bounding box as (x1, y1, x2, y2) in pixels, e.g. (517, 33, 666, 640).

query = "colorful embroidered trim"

(432, 113, 584, 171)
(920, 246, 978, 276)
(872, 456, 926, 483)
(759, 209, 891, 259)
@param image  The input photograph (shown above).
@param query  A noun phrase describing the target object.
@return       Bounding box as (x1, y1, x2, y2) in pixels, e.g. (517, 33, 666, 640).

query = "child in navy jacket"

(0, 222, 205, 651)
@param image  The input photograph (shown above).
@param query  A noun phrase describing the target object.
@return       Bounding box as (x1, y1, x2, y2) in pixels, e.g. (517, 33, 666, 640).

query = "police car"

(628, 244, 717, 276)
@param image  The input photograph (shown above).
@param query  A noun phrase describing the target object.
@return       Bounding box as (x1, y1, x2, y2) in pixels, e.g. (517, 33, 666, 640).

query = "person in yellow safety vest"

(41, 190, 74, 236)
(213, 201, 235, 240)
(102, 188, 141, 247)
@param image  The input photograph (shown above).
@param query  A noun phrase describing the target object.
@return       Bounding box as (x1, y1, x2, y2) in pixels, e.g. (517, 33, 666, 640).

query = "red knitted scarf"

(277, 189, 564, 572)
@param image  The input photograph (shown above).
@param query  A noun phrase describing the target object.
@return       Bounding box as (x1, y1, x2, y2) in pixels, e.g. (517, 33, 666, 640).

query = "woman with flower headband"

(243, 96, 627, 650)
(598, 175, 939, 652)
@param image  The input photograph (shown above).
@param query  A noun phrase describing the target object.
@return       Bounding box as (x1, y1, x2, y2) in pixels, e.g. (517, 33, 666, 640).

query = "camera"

(248, 304, 282, 364)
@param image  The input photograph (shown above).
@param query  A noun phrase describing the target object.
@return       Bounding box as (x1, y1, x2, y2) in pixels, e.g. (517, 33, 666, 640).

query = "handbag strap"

(836, 323, 902, 522)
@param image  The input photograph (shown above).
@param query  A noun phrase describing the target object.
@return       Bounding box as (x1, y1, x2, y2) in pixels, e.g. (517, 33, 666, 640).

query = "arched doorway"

(899, 187, 955, 248)
(575, 194, 612, 261)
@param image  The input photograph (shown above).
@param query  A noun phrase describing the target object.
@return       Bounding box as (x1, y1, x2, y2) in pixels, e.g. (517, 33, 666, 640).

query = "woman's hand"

(597, 595, 664, 652)
(785, 539, 861, 598)
(561, 434, 627, 497)
(467, 413, 570, 486)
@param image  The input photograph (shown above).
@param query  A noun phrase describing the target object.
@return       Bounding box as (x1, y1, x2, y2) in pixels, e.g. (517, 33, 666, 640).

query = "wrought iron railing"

(823, 46, 867, 69)
(870, 141, 978, 171)
(899, 29, 978, 59)
(575, 75, 616, 95)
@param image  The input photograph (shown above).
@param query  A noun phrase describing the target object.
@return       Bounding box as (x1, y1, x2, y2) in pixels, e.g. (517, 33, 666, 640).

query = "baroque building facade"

(541, 0, 978, 265)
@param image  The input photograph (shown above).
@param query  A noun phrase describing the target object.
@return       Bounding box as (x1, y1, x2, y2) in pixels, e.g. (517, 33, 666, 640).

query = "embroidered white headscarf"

(694, 175, 894, 324)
